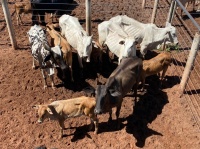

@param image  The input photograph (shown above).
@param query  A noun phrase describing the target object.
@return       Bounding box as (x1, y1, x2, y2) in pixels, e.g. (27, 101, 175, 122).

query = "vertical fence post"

(166, 0, 176, 24)
(1, 0, 17, 49)
(151, 0, 159, 23)
(180, 33, 200, 97)
(142, 0, 146, 9)
(86, 0, 91, 36)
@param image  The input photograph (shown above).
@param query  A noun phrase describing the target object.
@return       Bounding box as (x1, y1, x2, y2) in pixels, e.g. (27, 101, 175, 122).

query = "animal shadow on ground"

(56, 52, 104, 91)
(96, 119, 126, 134)
(142, 74, 180, 91)
(63, 124, 92, 142)
(126, 89, 168, 148)
(182, 10, 200, 20)
(56, 50, 117, 90)
(185, 89, 200, 95)
(172, 57, 186, 67)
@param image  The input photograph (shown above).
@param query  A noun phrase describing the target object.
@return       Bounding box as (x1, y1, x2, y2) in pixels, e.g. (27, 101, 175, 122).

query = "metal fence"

(0, 0, 200, 128)
(143, 0, 200, 131)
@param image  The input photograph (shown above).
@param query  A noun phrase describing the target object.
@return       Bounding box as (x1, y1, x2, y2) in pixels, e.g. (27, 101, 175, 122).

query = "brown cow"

(141, 52, 172, 91)
(46, 23, 74, 82)
(33, 96, 98, 138)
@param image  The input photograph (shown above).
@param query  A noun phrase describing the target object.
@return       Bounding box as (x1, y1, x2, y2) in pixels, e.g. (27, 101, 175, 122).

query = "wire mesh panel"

(144, 0, 200, 131)
(0, 1, 200, 126)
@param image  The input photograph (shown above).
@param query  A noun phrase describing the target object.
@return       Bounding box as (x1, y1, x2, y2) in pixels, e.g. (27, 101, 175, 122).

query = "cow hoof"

(94, 131, 98, 135)
(32, 66, 36, 69)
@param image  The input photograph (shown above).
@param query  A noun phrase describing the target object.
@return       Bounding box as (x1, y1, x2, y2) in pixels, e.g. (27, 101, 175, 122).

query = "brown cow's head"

(32, 105, 54, 123)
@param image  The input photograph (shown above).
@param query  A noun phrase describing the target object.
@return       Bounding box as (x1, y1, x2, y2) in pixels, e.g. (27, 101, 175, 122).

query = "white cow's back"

(105, 32, 122, 57)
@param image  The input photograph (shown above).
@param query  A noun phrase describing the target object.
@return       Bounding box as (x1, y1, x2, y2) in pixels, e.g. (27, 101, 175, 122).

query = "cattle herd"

(21, 0, 179, 139)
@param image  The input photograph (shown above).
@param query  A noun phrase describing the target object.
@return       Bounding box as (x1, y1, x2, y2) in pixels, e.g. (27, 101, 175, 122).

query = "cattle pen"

(0, 0, 200, 148)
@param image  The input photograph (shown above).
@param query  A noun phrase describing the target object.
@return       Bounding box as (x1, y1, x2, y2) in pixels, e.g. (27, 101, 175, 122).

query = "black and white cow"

(30, 0, 74, 25)
(94, 57, 142, 128)
(27, 24, 67, 89)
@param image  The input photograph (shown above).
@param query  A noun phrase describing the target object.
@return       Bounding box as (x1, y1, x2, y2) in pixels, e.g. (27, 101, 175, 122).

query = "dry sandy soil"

(0, 0, 200, 149)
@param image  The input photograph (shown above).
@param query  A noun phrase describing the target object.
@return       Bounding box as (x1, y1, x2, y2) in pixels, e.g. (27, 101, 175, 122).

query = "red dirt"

(0, 0, 200, 149)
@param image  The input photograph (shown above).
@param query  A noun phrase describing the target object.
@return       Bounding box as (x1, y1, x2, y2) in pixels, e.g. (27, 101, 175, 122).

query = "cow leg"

(133, 84, 138, 105)
(69, 65, 74, 82)
(58, 119, 65, 139)
(77, 55, 84, 78)
(68, 53, 74, 82)
(32, 57, 36, 69)
(16, 14, 20, 26)
(141, 75, 146, 92)
(90, 115, 98, 134)
(160, 66, 168, 87)
(49, 75, 55, 90)
(116, 102, 122, 129)
(31, 10, 39, 25)
(108, 109, 112, 122)
(41, 69, 48, 89)
(18, 14, 23, 25)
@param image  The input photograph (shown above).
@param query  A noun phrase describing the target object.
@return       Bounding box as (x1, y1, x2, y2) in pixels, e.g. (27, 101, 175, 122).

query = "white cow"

(109, 15, 179, 57)
(105, 32, 137, 64)
(98, 21, 137, 64)
(98, 20, 129, 47)
(59, 15, 92, 69)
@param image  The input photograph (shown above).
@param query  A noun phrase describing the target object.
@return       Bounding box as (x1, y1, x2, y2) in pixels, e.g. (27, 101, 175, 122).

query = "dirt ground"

(0, 0, 200, 149)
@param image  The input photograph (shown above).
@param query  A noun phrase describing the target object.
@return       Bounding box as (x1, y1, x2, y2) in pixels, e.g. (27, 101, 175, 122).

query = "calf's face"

(32, 105, 53, 123)
(119, 37, 137, 57)
(166, 23, 178, 45)
(95, 85, 110, 114)
(82, 35, 93, 62)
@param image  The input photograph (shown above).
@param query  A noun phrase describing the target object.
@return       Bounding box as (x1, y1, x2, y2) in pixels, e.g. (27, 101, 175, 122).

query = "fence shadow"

(185, 89, 200, 95)
(182, 10, 200, 20)
(126, 90, 168, 148)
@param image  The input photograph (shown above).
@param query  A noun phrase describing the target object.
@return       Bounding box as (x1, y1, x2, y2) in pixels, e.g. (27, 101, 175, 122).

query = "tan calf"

(33, 96, 98, 138)
(46, 23, 73, 82)
(15, 2, 32, 25)
(141, 52, 172, 91)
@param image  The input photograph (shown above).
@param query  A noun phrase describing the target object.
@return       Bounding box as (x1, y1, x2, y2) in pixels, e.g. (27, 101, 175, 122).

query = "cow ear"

(119, 40, 125, 45)
(32, 105, 40, 109)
